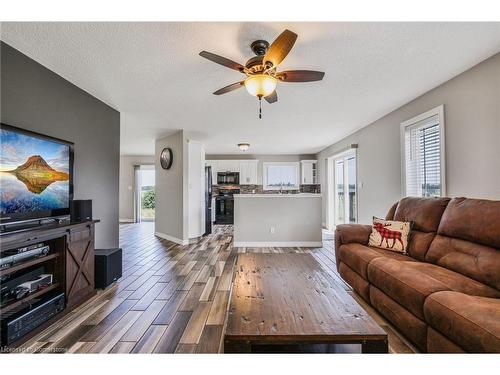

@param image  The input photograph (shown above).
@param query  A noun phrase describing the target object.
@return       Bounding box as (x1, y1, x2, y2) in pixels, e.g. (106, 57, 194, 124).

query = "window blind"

(404, 114, 441, 197)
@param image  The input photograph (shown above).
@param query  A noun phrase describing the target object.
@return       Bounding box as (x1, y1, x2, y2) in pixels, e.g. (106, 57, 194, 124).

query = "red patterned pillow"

(368, 217, 412, 254)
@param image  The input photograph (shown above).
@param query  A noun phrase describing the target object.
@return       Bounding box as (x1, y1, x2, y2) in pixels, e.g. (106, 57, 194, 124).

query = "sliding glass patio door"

(329, 151, 357, 228)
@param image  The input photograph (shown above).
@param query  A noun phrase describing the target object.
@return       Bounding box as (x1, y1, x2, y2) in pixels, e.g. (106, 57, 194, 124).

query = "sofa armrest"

(334, 224, 372, 270)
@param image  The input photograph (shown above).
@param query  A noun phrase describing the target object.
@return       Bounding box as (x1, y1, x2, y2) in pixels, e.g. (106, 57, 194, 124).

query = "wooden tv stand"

(0, 220, 99, 347)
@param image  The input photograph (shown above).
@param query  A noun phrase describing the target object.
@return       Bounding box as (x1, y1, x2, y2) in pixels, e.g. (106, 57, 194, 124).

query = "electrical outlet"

(270, 226, 275, 234)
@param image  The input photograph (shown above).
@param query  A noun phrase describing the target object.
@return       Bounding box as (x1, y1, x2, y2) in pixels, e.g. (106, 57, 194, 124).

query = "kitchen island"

(233, 194, 322, 247)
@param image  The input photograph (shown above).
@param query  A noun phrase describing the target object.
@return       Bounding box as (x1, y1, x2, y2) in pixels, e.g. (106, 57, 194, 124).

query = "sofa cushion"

(339, 262, 370, 302)
(406, 231, 436, 261)
(367, 259, 500, 320)
(427, 327, 465, 353)
(338, 243, 415, 280)
(370, 286, 428, 352)
(424, 291, 500, 353)
(391, 197, 450, 261)
(400, 262, 500, 298)
(334, 224, 372, 269)
(367, 259, 448, 319)
(426, 235, 500, 291)
(437, 197, 500, 249)
(394, 197, 450, 232)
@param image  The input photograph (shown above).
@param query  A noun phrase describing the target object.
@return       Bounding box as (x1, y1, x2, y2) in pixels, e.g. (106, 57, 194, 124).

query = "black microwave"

(217, 172, 239, 185)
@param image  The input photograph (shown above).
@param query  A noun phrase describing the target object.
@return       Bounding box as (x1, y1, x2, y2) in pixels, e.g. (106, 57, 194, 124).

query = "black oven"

(217, 172, 239, 185)
(215, 188, 239, 224)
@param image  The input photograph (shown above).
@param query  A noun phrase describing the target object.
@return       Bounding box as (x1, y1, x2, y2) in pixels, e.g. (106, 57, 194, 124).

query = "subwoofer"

(70, 199, 92, 221)
(94, 248, 122, 289)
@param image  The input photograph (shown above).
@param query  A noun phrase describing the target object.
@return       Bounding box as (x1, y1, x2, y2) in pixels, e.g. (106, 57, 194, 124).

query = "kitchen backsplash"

(212, 184, 320, 195)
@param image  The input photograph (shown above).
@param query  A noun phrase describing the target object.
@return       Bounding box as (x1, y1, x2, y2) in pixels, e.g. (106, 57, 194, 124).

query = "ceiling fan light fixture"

(238, 143, 250, 151)
(244, 74, 277, 98)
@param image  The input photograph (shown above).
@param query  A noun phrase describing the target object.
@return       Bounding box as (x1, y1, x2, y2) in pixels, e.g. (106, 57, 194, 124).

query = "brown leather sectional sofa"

(335, 197, 500, 353)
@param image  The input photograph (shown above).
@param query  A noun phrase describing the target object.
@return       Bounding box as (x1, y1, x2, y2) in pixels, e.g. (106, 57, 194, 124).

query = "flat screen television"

(0, 123, 73, 226)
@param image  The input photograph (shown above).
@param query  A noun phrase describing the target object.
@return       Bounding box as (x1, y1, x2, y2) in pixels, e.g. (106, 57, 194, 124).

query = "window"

(401, 105, 445, 197)
(263, 162, 300, 190)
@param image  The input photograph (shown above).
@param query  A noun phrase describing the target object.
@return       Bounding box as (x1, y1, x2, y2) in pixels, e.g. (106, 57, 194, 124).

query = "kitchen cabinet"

(301, 160, 318, 185)
(217, 160, 240, 172)
(239, 160, 259, 185)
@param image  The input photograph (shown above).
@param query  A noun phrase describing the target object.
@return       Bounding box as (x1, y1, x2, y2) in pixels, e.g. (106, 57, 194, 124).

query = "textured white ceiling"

(2, 22, 499, 155)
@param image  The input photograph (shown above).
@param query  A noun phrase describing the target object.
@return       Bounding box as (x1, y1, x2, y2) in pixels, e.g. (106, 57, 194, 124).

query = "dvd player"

(0, 244, 50, 270)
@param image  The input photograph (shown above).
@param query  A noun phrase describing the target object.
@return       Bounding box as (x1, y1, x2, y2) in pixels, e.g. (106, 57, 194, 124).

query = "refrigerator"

(204, 166, 212, 235)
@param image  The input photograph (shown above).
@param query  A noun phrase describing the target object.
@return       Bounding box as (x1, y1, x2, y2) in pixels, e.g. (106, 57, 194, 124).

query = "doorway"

(135, 165, 155, 222)
(327, 150, 357, 230)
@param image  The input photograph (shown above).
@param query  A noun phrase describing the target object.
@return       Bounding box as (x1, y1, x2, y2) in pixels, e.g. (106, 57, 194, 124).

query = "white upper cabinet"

(217, 160, 240, 172)
(239, 160, 259, 185)
(301, 160, 318, 185)
(206, 159, 258, 185)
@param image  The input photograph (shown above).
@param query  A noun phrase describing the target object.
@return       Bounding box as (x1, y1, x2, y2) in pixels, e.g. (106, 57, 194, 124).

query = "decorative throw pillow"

(368, 217, 412, 254)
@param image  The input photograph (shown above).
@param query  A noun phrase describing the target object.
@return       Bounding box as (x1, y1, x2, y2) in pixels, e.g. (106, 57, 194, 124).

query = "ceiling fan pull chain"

(259, 96, 262, 119)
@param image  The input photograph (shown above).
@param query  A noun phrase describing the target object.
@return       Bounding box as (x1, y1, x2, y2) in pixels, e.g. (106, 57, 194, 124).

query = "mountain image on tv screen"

(0, 128, 70, 217)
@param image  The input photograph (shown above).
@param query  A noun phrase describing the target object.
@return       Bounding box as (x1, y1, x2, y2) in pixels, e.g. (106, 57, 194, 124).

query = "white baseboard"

(189, 236, 202, 244)
(119, 219, 134, 223)
(233, 241, 323, 248)
(155, 231, 189, 245)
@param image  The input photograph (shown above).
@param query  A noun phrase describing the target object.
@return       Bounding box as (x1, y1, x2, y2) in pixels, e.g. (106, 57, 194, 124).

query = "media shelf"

(0, 253, 61, 277)
(0, 220, 99, 348)
(1, 283, 61, 316)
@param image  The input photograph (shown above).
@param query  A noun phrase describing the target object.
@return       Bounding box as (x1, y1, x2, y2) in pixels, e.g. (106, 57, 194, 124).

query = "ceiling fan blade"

(263, 29, 298, 68)
(264, 90, 278, 104)
(213, 81, 244, 95)
(277, 70, 325, 82)
(199, 51, 245, 72)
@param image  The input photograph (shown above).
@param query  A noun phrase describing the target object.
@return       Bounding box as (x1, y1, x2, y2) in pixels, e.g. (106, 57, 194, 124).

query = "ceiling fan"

(199, 29, 325, 118)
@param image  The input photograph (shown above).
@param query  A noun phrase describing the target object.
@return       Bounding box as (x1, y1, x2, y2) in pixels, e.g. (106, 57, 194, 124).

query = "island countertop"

(234, 193, 321, 198)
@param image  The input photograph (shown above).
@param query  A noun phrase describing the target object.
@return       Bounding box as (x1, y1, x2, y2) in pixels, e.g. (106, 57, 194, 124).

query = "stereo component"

(13, 274, 53, 300)
(95, 248, 122, 289)
(70, 199, 92, 221)
(0, 267, 53, 305)
(0, 244, 50, 270)
(2, 293, 65, 345)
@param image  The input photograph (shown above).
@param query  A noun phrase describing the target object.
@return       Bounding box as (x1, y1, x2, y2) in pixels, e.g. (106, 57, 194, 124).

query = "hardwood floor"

(20, 223, 417, 354)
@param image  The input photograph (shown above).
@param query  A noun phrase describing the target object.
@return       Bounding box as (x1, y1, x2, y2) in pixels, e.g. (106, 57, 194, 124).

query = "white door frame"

(326, 149, 358, 230)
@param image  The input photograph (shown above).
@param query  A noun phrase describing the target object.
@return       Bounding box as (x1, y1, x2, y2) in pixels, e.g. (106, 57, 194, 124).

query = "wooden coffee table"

(224, 253, 388, 353)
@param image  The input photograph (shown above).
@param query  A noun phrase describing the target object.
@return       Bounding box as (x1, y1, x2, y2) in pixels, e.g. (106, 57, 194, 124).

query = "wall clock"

(160, 147, 173, 170)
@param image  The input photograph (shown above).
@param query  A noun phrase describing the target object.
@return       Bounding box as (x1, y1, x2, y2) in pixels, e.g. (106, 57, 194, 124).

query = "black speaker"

(70, 199, 92, 221)
(94, 248, 122, 289)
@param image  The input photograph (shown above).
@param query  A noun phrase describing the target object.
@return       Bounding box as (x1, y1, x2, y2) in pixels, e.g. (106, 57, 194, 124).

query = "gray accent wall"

(119, 155, 155, 222)
(317, 52, 500, 225)
(1, 42, 120, 248)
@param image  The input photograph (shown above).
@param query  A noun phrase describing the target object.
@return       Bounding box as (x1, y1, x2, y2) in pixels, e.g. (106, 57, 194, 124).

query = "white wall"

(188, 141, 205, 238)
(119, 155, 155, 222)
(155, 131, 189, 244)
(317, 52, 500, 225)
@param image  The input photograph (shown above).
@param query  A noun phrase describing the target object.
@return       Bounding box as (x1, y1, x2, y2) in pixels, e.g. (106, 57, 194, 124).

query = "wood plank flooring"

(19, 223, 417, 354)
